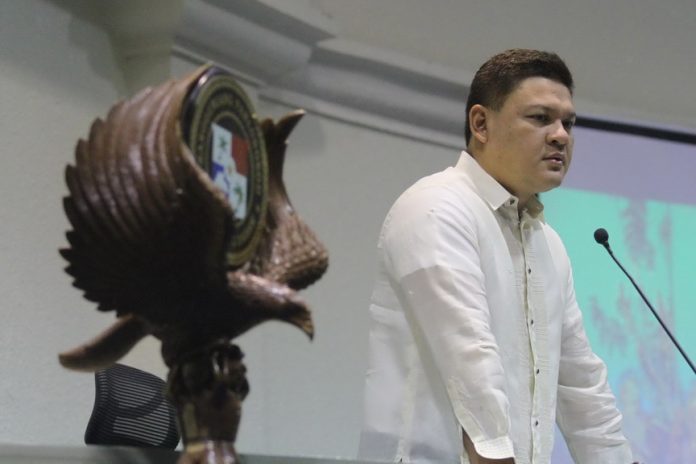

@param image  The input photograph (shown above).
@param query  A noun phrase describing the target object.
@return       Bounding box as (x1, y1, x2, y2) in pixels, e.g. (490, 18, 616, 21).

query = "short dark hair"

(464, 49, 574, 144)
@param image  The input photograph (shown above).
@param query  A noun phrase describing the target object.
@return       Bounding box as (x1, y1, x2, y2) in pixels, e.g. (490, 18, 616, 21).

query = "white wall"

(0, 0, 135, 445)
(0, 0, 457, 458)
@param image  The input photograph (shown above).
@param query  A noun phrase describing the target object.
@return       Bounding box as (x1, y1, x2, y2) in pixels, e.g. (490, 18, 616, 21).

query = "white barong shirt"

(358, 151, 633, 464)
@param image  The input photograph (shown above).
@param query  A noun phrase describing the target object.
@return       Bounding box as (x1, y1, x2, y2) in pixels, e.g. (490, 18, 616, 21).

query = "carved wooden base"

(166, 340, 249, 464)
(177, 440, 239, 464)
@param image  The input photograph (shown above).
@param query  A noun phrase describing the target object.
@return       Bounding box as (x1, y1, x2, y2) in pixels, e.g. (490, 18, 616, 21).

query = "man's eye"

(529, 114, 549, 124)
(563, 119, 576, 131)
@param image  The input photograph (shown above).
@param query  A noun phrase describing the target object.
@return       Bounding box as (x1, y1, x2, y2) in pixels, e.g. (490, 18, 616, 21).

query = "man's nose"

(548, 120, 570, 147)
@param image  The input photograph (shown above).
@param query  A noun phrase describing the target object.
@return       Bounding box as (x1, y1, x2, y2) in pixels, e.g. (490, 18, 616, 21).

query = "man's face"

(475, 77, 576, 204)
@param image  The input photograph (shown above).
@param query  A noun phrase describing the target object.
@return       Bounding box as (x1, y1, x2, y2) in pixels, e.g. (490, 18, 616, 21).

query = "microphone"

(593, 228, 695, 375)
(593, 227, 610, 249)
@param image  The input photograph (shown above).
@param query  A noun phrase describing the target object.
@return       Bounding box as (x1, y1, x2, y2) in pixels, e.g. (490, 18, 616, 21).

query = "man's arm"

(552, 239, 634, 463)
(383, 187, 515, 461)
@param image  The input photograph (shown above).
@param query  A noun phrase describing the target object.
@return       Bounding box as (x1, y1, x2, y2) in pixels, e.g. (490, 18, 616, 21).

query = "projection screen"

(545, 122, 696, 463)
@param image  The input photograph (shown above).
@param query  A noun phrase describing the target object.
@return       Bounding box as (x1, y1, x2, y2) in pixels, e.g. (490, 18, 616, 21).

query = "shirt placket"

(520, 216, 542, 463)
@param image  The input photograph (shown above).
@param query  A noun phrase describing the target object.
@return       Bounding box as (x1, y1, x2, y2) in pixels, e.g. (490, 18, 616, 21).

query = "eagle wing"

(61, 66, 235, 324)
(248, 111, 328, 289)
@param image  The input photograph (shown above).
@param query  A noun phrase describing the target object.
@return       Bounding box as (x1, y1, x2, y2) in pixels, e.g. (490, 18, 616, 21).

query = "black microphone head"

(594, 228, 609, 245)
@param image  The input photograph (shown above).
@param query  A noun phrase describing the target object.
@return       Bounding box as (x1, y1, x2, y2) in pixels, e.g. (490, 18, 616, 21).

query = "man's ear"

(469, 104, 489, 144)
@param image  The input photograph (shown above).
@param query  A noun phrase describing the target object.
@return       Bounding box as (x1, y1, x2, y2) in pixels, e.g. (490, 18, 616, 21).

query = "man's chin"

(538, 175, 565, 193)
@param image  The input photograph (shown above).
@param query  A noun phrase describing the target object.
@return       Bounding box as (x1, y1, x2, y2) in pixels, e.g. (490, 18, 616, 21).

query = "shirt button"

(535, 420, 539, 426)
(530, 319, 534, 326)
(536, 368, 540, 374)
(527, 268, 532, 274)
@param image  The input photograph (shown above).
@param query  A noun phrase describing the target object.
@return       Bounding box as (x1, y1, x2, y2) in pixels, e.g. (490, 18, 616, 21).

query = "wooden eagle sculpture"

(58, 65, 328, 462)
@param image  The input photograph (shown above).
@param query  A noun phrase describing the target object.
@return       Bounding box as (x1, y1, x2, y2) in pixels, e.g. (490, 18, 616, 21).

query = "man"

(358, 49, 634, 464)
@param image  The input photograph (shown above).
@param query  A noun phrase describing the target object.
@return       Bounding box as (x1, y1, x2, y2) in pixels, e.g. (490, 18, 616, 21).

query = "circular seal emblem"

(182, 66, 268, 269)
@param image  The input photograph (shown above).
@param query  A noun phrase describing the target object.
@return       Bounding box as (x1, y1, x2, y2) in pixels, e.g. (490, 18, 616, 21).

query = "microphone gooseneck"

(593, 228, 695, 376)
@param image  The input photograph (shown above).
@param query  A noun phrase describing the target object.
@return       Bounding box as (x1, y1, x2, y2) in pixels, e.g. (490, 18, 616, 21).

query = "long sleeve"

(555, 255, 634, 463)
(382, 186, 516, 460)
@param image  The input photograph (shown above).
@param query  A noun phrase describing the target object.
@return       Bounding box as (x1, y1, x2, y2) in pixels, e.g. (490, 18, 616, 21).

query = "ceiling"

(307, 0, 696, 133)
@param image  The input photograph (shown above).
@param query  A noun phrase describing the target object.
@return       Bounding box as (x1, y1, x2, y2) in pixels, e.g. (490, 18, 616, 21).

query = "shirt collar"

(455, 150, 545, 222)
